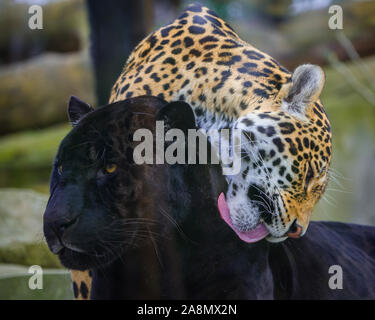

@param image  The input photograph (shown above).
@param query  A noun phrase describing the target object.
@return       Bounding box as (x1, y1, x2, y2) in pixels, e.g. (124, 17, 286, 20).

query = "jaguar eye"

(105, 163, 117, 174)
(305, 163, 314, 187)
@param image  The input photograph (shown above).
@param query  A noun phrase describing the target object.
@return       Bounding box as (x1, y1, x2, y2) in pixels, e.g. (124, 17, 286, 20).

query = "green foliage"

(0, 124, 69, 169)
(312, 55, 375, 223)
(0, 267, 73, 299)
(0, 242, 62, 269)
(322, 56, 375, 138)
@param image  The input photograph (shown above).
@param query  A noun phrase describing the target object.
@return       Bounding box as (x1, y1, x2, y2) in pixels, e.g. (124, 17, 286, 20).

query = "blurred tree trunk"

(86, 0, 154, 105)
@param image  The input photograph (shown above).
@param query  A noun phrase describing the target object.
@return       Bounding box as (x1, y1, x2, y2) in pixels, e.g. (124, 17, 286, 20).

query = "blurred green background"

(0, 0, 374, 299)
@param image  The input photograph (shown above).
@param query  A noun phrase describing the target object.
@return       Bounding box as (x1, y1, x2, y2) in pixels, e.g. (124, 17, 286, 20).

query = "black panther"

(43, 96, 375, 299)
(43, 95, 274, 298)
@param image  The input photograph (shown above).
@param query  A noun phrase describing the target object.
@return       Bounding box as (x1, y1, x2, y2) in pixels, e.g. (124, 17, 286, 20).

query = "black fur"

(44, 96, 375, 299)
(272, 221, 375, 299)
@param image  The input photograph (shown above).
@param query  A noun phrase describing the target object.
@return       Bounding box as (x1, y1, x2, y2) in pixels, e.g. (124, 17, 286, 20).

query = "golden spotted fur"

(71, 3, 331, 299)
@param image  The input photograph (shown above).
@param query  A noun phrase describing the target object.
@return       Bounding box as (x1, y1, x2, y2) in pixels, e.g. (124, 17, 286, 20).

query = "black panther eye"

(305, 163, 314, 187)
(97, 163, 118, 179)
(57, 165, 63, 175)
(105, 163, 117, 174)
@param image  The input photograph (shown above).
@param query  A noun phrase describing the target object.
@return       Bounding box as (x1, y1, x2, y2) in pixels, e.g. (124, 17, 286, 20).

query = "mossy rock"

(0, 52, 94, 135)
(0, 123, 70, 169)
(0, 0, 88, 64)
(0, 189, 62, 268)
(0, 123, 70, 191)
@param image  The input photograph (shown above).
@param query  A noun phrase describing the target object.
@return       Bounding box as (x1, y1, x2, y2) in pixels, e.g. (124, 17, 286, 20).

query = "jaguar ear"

(281, 64, 325, 120)
(68, 96, 94, 126)
(156, 101, 196, 133)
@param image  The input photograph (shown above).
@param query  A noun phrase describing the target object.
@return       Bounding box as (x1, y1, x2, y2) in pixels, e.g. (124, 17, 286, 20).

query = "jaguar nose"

(286, 220, 303, 238)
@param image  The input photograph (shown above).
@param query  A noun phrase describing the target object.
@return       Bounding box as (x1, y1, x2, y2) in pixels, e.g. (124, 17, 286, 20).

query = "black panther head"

(43, 96, 198, 270)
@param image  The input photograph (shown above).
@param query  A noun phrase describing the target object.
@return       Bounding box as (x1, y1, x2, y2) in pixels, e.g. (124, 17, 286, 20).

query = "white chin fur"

(265, 236, 288, 243)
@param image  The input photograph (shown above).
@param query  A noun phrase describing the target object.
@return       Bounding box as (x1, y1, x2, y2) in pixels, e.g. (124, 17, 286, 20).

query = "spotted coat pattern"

(109, 2, 332, 237)
(71, 2, 332, 299)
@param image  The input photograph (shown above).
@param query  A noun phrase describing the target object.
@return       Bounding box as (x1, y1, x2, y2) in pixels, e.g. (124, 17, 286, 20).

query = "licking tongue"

(217, 192, 269, 243)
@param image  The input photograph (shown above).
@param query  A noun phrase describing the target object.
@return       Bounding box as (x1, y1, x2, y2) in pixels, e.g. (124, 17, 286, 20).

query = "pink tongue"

(218, 192, 269, 243)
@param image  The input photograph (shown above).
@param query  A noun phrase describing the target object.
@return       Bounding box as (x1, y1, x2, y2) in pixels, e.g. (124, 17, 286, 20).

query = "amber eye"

(58, 165, 63, 175)
(105, 163, 117, 174)
(305, 163, 314, 187)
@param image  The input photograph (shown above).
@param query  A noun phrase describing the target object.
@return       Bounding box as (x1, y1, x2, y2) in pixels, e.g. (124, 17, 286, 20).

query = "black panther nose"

(287, 220, 303, 238)
(58, 216, 79, 235)
(44, 216, 79, 254)
(49, 238, 64, 254)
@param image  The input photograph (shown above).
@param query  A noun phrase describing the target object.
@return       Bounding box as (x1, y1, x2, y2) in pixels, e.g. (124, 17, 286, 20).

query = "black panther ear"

(68, 96, 94, 126)
(281, 64, 325, 120)
(156, 101, 196, 132)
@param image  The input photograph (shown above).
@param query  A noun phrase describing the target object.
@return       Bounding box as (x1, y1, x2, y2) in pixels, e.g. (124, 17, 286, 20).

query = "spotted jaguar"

(69, 2, 332, 299)
(109, 2, 331, 240)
